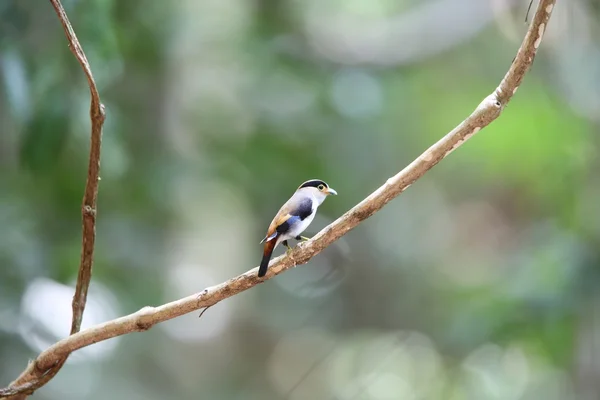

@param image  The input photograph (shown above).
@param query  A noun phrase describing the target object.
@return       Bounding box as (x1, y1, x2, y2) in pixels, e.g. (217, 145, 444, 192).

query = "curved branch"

(0, 0, 554, 397)
(55, 0, 106, 337)
(0, 0, 106, 398)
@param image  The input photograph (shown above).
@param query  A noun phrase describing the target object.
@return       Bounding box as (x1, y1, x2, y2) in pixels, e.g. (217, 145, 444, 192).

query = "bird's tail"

(258, 238, 276, 277)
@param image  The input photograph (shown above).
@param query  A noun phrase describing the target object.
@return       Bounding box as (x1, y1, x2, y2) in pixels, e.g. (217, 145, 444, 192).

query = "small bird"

(258, 179, 337, 277)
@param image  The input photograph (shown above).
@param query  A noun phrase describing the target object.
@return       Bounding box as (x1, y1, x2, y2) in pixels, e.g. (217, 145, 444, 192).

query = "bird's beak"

(326, 187, 338, 196)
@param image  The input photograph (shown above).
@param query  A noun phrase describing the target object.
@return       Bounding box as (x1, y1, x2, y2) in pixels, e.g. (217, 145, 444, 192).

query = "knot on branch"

(486, 93, 503, 109)
(95, 103, 106, 122)
(34, 359, 56, 377)
(82, 205, 96, 216)
(135, 306, 156, 331)
(196, 289, 209, 302)
(475, 93, 504, 119)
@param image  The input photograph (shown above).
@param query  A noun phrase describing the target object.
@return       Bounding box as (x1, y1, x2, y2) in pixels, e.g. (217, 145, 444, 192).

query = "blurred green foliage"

(1, 0, 600, 399)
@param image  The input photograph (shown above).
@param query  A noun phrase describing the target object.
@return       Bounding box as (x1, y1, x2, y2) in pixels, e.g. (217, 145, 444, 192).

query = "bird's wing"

(261, 211, 295, 243)
(261, 195, 312, 243)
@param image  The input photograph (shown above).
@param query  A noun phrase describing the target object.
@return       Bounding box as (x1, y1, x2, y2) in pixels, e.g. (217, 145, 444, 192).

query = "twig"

(0, 0, 106, 398)
(0, 0, 554, 397)
(526, 0, 535, 22)
(198, 306, 212, 318)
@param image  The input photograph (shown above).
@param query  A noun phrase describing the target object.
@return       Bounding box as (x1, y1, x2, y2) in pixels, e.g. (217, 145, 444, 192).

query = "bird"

(258, 179, 337, 277)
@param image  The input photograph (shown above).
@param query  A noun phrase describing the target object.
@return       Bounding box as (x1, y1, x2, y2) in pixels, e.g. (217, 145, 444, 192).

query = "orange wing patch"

(270, 213, 292, 233)
(260, 212, 292, 243)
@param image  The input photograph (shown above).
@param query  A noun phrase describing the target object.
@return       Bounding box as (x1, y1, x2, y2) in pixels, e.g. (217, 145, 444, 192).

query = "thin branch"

(0, 0, 106, 399)
(0, 0, 554, 398)
(49, 0, 105, 338)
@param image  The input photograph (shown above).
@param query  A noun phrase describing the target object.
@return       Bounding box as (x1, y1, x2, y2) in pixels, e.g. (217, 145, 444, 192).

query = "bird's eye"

(318, 184, 325, 190)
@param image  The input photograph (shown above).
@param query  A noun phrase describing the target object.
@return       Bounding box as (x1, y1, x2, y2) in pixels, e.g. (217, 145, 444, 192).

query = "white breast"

(288, 212, 315, 238)
(275, 197, 318, 246)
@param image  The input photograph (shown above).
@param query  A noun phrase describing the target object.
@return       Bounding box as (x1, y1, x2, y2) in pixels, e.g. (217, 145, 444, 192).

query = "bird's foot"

(296, 235, 311, 242)
(282, 240, 293, 254)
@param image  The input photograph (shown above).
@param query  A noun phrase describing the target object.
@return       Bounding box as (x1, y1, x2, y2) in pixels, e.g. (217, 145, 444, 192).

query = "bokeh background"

(1, 0, 599, 399)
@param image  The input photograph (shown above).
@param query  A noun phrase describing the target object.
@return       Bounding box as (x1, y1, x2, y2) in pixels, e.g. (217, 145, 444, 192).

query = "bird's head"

(297, 179, 337, 205)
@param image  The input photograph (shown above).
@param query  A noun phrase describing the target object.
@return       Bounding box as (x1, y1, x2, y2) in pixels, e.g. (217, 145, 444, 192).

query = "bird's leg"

(282, 240, 293, 254)
(295, 235, 311, 242)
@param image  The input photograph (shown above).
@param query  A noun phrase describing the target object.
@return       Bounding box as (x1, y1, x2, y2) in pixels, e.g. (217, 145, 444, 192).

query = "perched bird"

(258, 179, 337, 277)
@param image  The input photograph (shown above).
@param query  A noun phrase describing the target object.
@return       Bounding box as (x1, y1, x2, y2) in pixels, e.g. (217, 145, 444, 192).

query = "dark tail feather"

(258, 254, 271, 277)
(258, 239, 276, 277)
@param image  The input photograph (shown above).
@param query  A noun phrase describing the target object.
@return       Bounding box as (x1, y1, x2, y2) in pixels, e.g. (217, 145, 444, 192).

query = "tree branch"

(50, 0, 106, 339)
(0, 0, 106, 398)
(0, 0, 554, 397)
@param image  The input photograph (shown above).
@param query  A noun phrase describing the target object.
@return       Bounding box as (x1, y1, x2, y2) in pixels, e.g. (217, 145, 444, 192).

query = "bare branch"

(0, 0, 554, 398)
(48, 0, 106, 338)
(0, 0, 106, 398)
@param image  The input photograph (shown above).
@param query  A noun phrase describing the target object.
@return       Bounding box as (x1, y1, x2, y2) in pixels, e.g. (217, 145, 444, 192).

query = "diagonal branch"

(0, 0, 106, 398)
(0, 0, 554, 398)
